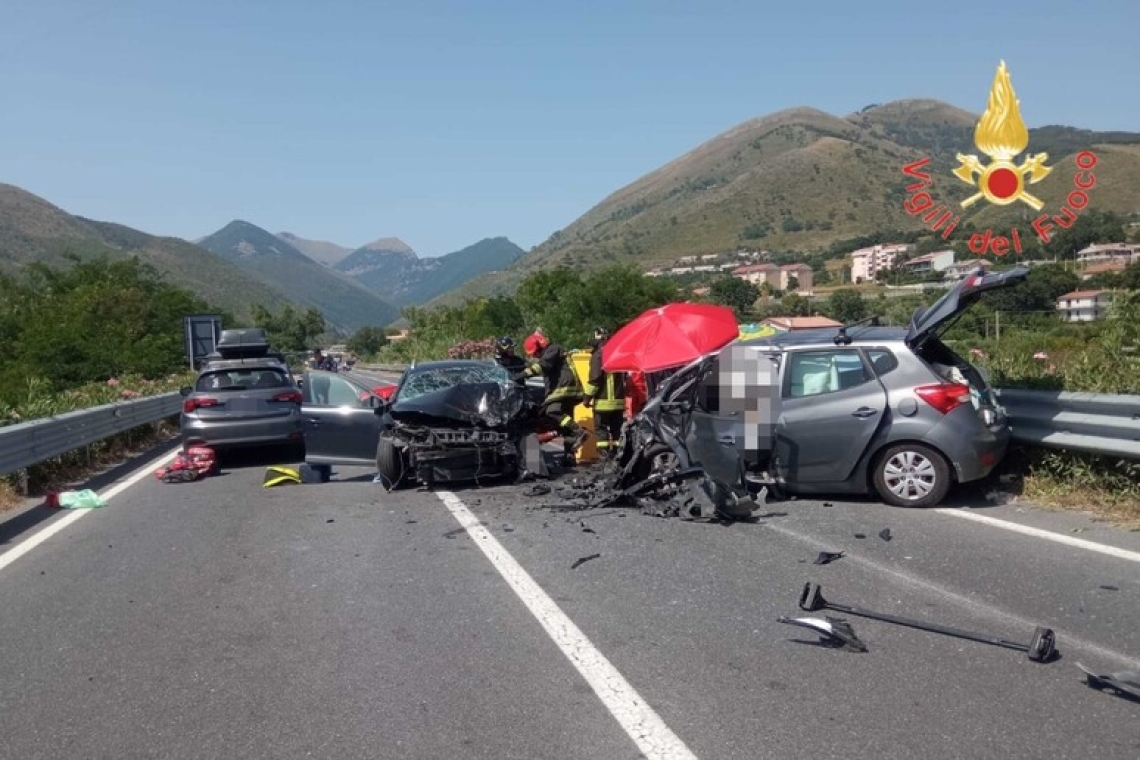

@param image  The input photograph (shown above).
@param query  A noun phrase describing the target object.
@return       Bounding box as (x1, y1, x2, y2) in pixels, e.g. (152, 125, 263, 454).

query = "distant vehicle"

(302, 360, 536, 488)
(179, 329, 304, 455)
(615, 267, 1027, 508)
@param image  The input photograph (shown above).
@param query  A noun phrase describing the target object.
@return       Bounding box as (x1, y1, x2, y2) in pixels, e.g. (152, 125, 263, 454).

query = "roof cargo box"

(215, 328, 271, 358)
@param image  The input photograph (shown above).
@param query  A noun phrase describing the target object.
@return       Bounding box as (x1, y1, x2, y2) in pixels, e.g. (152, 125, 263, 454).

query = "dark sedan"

(302, 361, 536, 488)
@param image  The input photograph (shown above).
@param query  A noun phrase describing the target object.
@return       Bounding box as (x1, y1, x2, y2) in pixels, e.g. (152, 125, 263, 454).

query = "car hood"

(906, 266, 1029, 348)
(390, 382, 531, 428)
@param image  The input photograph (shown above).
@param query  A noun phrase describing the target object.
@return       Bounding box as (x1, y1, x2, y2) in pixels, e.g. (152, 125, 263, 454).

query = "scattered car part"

(879, 528, 893, 542)
(778, 616, 868, 652)
(813, 551, 845, 565)
(571, 553, 601, 570)
(798, 582, 1057, 663)
(1076, 663, 1140, 701)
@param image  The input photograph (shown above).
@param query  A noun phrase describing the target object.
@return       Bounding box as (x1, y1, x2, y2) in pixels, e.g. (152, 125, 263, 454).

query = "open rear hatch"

(905, 266, 1029, 350)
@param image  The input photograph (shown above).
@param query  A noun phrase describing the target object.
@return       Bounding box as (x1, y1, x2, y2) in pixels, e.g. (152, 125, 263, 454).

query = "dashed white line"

(0, 448, 180, 573)
(934, 508, 1140, 563)
(436, 490, 698, 760)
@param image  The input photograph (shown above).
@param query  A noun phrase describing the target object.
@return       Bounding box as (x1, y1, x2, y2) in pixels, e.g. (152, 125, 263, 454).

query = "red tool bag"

(155, 446, 218, 483)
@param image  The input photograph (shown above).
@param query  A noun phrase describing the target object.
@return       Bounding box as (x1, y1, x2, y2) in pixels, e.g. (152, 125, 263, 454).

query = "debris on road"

(1076, 663, 1140, 701)
(1099, 585, 1119, 591)
(813, 551, 845, 565)
(879, 528, 893, 542)
(155, 446, 218, 484)
(854, 533, 866, 539)
(57, 489, 107, 509)
(798, 582, 1058, 663)
(571, 553, 601, 570)
(778, 616, 868, 652)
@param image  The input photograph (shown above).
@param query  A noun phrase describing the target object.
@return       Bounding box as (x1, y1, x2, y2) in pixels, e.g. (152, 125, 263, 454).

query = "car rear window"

(196, 368, 289, 392)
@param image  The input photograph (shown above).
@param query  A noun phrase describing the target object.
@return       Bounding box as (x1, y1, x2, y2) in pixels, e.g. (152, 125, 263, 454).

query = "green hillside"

(0, 184, 292, 321)
(432, 99, 1140, 306)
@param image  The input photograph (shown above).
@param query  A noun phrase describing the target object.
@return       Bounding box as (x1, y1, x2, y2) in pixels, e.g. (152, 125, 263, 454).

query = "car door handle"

(719, 436, 736, 446)
(306, 418, 322, 425)
(851, 407, 878, 419)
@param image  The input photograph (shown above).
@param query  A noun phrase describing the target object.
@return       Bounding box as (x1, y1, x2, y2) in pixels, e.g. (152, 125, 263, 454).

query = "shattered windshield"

(396, 364, 511, 404)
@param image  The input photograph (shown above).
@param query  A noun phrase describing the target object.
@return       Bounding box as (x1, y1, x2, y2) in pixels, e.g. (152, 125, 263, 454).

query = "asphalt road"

(1, 444, 1138, 759)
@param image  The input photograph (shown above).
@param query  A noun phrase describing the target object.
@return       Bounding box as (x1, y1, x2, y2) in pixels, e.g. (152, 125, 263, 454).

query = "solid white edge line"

(436, 491, 698, 760)
(934, 508, 1140, 563)
(0, 447, 180, 573)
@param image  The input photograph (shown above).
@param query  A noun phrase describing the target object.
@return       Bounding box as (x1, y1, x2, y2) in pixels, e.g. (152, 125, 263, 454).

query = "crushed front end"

(386, 378, 536, 487)
(610, 356, 758, 520)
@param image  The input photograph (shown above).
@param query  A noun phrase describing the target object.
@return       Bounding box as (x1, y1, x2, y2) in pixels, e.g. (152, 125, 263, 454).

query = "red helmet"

(523, 332, 548, 356)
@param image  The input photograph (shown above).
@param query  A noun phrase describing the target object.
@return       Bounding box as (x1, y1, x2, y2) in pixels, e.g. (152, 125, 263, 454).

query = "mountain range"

(5, 98, 1137, 326)
(0, 184, 523, 332)
(0, 184, 290, 322)
(195, 221, 400, 330)
(332, 236, 525, 307)
(433, 98, 1140, 305)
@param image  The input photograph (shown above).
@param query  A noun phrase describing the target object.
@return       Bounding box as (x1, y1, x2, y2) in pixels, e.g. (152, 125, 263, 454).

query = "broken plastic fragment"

(571, 553, 601, 570)
(778, 616, 867, 652)
(1076, 662, 1140, 701)
(879, 528, 893, 542)
(813, 551, 844, 565)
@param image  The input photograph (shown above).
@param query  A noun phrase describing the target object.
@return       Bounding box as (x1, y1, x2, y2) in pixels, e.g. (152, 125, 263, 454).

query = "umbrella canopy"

(601, 302, 740, 373)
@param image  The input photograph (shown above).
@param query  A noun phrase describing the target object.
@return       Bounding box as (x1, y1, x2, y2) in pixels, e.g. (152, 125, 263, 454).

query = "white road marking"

(0, 448, 180, 573)
(436, 491, 698, 760)
(934, 508, 1140, 563)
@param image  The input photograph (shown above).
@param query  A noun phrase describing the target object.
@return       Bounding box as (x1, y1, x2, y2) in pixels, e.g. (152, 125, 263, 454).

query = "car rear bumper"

(181, 414, 303, 449)
(926, 419, 1010, 484)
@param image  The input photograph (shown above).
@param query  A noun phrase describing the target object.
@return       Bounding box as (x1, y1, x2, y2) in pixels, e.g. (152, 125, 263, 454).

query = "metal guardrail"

(996, 389, 1140, 459)
(0, 393, 183, 476)
(3, 385, 1138, 477)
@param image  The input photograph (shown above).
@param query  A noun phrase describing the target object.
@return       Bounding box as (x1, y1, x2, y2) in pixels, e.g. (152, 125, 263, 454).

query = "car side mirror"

(368, 394, 388, 410)
(179, 385, 193, 397)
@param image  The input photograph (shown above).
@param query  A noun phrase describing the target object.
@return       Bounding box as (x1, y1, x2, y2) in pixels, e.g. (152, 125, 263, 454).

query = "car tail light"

(272, 390, 303, 404)
(183, 397, 219, 413)
(914, 383, 972, 415)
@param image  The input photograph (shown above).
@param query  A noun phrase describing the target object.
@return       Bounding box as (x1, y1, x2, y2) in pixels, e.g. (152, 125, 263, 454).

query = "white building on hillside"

(902, 249, 955, 275)
(1056, 289, 1113, 322)
(1076, 243, 1140, 266)
(850, 243, 913, 283)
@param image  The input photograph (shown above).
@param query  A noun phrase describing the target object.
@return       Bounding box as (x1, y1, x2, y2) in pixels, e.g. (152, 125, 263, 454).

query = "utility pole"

(995, 310, 1001, 342)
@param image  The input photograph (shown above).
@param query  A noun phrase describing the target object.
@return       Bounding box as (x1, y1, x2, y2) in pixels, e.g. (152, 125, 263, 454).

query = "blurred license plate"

(227, 398, 260, 412)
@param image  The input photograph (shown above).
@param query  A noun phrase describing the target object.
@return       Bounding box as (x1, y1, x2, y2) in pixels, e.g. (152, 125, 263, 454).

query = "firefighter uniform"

(583, 329, 625, 457)
(517, 332, 589, 462)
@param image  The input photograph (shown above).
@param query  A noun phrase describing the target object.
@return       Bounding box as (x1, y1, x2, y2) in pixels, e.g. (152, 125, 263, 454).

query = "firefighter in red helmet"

(516, 331, 590, 464)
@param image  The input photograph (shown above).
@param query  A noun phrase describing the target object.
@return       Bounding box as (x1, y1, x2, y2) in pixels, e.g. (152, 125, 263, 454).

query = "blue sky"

(2, 1, 1137, 257)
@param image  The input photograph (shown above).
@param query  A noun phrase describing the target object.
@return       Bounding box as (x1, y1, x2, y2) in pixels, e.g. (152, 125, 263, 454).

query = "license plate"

(227, 398, 261, 413)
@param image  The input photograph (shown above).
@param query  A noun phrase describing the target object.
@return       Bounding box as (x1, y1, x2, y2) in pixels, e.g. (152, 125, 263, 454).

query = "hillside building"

(1076, 242, 1140, 266)
(902, 249, 954, 275)
(778, 263, 814, 293)
(732, 263, 780, 286)
(850, 243, 913, 283)
(1056, 289, 1113, 322)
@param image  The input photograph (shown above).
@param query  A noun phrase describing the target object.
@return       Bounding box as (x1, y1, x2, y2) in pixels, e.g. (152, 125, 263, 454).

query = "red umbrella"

(601, 302, 740, 373)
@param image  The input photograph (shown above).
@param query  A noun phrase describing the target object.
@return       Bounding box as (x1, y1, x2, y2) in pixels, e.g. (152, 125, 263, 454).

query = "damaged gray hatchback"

(614, 266, 1026, 509)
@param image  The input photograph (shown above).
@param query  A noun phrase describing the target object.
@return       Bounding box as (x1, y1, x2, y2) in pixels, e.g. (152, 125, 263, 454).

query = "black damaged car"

(303, 360, 538, 488)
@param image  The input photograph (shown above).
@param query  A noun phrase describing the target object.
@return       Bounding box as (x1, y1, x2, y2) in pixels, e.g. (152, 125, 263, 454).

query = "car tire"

(376, 437, 407, 489)
(872, 443, 951, 508)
